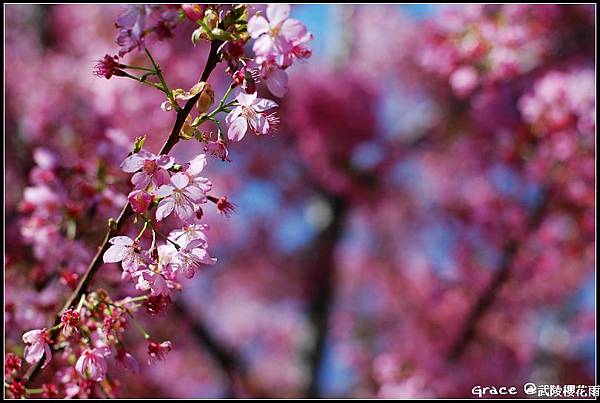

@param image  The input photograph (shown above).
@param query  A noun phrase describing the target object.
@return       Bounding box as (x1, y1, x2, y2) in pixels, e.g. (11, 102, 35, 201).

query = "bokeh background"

(5, 4, 596, 398)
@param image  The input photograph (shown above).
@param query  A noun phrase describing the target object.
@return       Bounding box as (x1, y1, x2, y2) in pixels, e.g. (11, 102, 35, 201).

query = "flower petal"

(253, 97, 278, 112)
(154, 185, 174, 198)
(109, 236, 134, 246)
(227, 117, 248, 142)
(156, 199, 175, 221)
(280, 18, 306, 41)
(267, 4, 290, 25)
(247, 15, 269, 39)
(236, 91, 257, 107)
(253, 34, 274, 56)
(186, 154, 207, 176)
(103, 244, 128, 263)
(171, 173, 189, 189)
(120, 154, 144, 173)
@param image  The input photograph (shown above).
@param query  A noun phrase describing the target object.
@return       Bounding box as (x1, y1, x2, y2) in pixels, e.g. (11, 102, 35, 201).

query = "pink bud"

(128, 189, 152, 213)
(181, 4, 206, 23)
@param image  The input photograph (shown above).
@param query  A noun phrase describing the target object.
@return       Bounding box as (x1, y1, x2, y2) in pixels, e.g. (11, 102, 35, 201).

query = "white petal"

(253, 97, 278, 112)
(156, 199, 174, 221)
(247, 15, 269, 39)
(227, 117, 248, 142)
(103, 244, 128, 263)
(267, 4, 290, 25)
(171, 173, 190, 189)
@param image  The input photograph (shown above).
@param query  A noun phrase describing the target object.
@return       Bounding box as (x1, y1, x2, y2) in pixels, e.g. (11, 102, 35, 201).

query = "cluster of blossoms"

(418, 5, 566, 98)
(18, 148, 124, 292)
(518, 68, 595, 208)
(10, 4, 312, 398)
(104, 150, 218, 297)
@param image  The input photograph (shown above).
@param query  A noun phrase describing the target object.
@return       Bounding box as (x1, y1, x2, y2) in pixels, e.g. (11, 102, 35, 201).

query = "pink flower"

(204, 140, 230, 162)
(5, 353, 22, 375)
(450, 65, 479, 98)
(226, 92, 278, 142)
(60, 308, 80, 337)
(128, 189, 153, 213)
(116, 349, 139, 374)
(258, 58, 289, 97)
(181, 4, 205, 22)
(169, 224, 210, 247)
(147, 340, 172, 364)
(132, 269, 169, 296)
(115, 5, 149, 56)
(171, 239, 217, 279)
(93, 55, 125, 80)
(154, 173, 206, 222)
(75, 347, 111, 382)
(120, 150, 174, 191)
(183, 154, 212, 199)
(22, 329, 52, 368)
(248, 4, 308, 66)
(103, 236, 146, 273)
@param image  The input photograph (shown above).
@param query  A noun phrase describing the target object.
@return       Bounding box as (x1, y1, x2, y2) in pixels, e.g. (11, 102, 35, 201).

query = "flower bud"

(195, 82, 215, 114)
(181, 4, 206, 23)
(204, 9, 219, 30)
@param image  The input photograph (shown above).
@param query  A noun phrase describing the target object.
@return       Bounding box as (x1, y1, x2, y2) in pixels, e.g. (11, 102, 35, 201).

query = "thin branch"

(23, 40, 223, 386)
(447, 190, 552, 360)
(172, 300, 269, 398)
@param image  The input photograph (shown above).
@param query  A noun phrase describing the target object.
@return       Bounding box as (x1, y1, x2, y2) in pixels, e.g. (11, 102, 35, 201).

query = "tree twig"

(447, 190, 551, 360)
(23, 40, 223, 386)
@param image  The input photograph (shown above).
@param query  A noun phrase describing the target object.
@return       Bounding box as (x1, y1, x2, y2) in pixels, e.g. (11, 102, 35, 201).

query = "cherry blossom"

(120, 150, 174, 191)
(75, 347, 111, 382)
(22, 329, 52, 368)
(154, 173, 206, 222)
(248, 4, 309, 67)
(226, 92, 278, 141)
(103, 236, 146, 273)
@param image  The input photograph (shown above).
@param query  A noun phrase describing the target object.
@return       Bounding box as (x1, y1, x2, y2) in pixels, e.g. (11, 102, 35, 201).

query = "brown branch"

(447, 190, 552, 360)
(23, 40, 223, 386)
(304, 194, 348, 398)
(172, 300, 269, 398)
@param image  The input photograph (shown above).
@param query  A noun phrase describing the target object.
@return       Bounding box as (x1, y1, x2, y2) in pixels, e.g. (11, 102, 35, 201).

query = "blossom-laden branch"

(9, 4, 313, 399)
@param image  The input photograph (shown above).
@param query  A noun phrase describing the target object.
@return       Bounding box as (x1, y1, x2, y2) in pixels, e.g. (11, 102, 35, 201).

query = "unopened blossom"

(103, 236, 146, 273)
(22, 328, 52, 368)
(60, 308, 80, 337)
(9, 380, 26, 399)
(93, 54, 125, 79)
(143, 294, 172, 316)
(42, 383, 60, 398)
(120, 150, 173, 190)
(4, 353, 22, 376)
(450, 65, 479, 98)
(226, 92, 278, 141)
(248, 4, 308, 66)
(154, 173, 206, 222)
(147, 340, 172, 364)
(181, 4, 206, 23)
(171, 239, 217, 278)
(173, 81, 214, 114)
(75, 347, 111, 382)
(128, 189, 153, 213)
